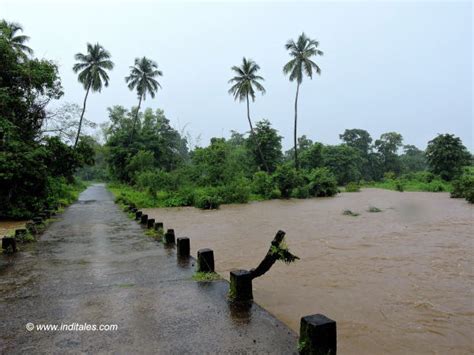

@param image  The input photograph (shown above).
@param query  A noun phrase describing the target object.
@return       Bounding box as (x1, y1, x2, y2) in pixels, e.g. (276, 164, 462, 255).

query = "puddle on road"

(144, 189, 474, 354)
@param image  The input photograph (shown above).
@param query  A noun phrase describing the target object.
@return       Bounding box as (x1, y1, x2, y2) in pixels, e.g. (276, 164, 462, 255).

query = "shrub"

(383, 172, 396, 181)
(395, 181, 404, 192)
(451, 170, 474, 203)
(136, 170, 175, 196)
(273, 164, 303, 198)
(345, 182, 360, 192)
(251, 171, 275, 199)
(194, 187, 221, 209)
(292, 185, 310, 199)
(218, 178, 251, 204)
(306, 168, 338, 197)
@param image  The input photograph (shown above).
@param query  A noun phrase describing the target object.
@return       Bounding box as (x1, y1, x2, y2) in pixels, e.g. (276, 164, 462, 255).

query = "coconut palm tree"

(125, 57, 163, 140)
(228, 57, 269, 172)
(72, 43, 114, 148)
(0, 20, 33, 58)
(283, 33, 323, 169)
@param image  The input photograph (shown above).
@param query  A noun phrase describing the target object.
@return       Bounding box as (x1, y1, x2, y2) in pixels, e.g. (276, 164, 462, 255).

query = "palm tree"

(228, 57, 269, 172)
(73, 43, 114, 148)
(283, 33, 323, 169)
(125, 57, 163, 141)
(0, 20, 33, 58)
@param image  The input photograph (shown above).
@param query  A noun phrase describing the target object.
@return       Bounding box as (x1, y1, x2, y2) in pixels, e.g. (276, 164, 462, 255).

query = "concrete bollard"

(2, 237, 17, 252)
(299, 314, 337, 355)
(32, 217, 43, 225)
(164, 229, 175, 244)
(154, 222, 164, 231)
(229, 269, 253, 302)
(135, 211, 142, 220)
(177, 237, 190, 258)
(197, 248, 214, 273)
(131, 207, 137, 213)
(140, 214, 148, 225)
(147, 218, 155, 229)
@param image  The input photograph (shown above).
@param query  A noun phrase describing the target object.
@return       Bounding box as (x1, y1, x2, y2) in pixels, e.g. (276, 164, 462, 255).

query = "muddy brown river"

(144, 189, 473, 354)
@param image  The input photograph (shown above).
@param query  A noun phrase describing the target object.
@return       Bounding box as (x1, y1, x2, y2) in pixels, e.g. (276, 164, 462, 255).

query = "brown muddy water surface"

(144, 189, 473, 354)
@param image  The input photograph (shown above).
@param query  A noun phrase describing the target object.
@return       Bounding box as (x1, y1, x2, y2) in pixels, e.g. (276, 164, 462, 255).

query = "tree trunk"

(129, 95, 143, 144)
(246, 94, 270, 172)
(74, 84, 91, 149)
(293, 82, 300, 169)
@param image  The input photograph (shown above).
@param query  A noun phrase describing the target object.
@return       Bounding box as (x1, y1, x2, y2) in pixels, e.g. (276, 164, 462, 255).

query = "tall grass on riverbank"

(362, 172, 451, 193)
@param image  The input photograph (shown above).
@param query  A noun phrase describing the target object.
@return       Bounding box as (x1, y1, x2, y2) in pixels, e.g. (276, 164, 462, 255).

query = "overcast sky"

(2, 0, 472, 150)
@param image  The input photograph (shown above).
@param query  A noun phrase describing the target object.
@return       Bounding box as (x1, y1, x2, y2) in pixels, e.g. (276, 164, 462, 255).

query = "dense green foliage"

(451, 167, 474, 203)
(425, 134, 471, 181)
(0, 21, 92, 218)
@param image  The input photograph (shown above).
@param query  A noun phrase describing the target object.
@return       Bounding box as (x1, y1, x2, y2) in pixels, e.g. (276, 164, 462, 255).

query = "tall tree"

(73, 43, 114, 148)
(283, 33, 323, 169)
(0, 20, 33, 58)
(228, 57, 269, 172)
(425, 134, 470, 180)
(125, 57, 163, 141)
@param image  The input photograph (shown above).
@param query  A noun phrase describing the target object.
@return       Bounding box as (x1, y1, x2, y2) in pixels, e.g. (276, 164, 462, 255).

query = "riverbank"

(143, 188, 473, 354)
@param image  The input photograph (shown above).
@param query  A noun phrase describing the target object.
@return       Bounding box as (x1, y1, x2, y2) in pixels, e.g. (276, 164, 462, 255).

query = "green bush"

(306, 168, 338, 197)
(273, 164, 303, 198)
(292, 185, 310, 199)
(251, 171, 275, 199)
(383, 172, 396, 181)
(194, 187, 221, 209)
(451, 170, 474, 203)
(345, 182, 360, 192)
(217, 178, 250, 204)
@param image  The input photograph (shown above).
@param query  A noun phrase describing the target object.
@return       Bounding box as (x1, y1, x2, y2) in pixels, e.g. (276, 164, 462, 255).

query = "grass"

(144, 228, 163, 240)
(364, 177, 451, 193)
(192, 272, 221, 282)
(342, 209, 360, 217)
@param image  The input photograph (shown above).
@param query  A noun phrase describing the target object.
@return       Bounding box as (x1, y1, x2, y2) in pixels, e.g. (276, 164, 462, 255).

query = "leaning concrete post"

(2, 237, 17, 252)
(135, 211, 142, 220)
(140, 214, 148, 224)
(147, 218, 155, 229)
(197, 248, 214, 272)
(164, 229, 175, 244)
(299, 314, 337, 355)
(177, 237, 190, 258)
(230, 270, 253, 302)
(154, 222, 164, 231)
(229, 230, 299, 303)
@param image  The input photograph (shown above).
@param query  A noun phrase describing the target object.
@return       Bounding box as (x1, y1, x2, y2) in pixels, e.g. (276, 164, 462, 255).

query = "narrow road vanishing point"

(0, 184, 297, 354)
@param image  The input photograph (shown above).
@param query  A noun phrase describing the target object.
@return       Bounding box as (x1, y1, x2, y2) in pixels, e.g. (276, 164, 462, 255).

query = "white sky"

(2, 0, 472, 150)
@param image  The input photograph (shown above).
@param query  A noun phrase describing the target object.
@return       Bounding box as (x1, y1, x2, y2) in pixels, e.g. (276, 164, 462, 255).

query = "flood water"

(144, 189, 473, 354)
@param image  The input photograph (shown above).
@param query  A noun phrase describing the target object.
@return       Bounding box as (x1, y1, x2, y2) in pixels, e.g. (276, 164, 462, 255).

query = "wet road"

(0, 184, 297, 354)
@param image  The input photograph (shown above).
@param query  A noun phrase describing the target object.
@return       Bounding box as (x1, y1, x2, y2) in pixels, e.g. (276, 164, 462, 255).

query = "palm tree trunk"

(129, 95, 143, 143)
(293, 82, 300, 169)
(246, 94, 269, 172)
(74, 84, 91, 149)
